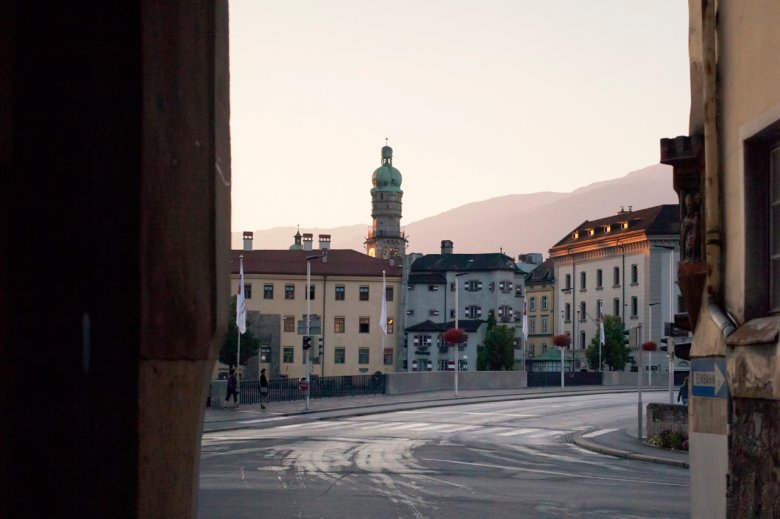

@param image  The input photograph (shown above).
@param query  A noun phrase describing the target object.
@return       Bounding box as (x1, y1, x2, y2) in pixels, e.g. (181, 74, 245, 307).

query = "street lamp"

(305, 254, 327, 410)
(453, 272, 468, 396)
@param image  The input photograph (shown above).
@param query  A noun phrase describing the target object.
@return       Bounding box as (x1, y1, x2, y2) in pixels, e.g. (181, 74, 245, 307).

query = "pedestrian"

(677, 376, 689, 405)
(224, 368, 239, 409)
(259, 368, 269, 409)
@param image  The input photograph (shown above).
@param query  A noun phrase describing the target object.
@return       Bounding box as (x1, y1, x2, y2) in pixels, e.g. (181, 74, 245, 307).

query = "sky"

(229, 1, 690, 232)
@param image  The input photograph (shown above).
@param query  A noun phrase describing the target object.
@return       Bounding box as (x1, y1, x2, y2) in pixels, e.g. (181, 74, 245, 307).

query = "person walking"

(677, 376, 689, 405)
(259, 368, 269, 409)
(224, 368, 239, 409)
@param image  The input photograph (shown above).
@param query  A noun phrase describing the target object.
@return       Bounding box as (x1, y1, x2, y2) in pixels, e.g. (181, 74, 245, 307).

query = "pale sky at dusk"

(229, 1, 690, 232)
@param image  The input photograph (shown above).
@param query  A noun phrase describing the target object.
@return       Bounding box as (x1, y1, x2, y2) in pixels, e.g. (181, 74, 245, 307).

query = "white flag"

(236, 257, 247, 334)
(599, 306, 605, 346)
(522, 301, 528, 340)
(380, 271, 388, 334)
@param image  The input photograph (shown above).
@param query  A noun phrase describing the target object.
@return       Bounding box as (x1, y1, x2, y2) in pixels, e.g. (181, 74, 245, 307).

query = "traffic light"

(318, 337, 324, 356)
(302, 336, 311, 350)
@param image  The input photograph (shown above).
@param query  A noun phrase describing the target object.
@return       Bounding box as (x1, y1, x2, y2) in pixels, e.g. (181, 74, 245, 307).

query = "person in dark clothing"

(224, 368, 239, 409)
(677, 376, 689, 405)
(259, 368, 269, 409)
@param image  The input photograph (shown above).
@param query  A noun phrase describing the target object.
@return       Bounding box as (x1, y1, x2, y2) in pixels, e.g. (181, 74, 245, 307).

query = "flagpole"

(236, 255, 245, 406)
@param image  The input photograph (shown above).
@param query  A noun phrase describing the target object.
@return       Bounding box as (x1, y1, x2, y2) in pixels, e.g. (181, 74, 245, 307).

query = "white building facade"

(549, 205, 681, 372)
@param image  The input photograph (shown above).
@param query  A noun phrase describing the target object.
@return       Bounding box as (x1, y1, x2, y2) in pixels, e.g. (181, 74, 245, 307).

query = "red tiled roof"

(231, 249, 402, 278)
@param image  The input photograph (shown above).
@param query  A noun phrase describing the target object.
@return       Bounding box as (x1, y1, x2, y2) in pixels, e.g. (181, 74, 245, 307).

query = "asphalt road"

(199, 392, 688, 518)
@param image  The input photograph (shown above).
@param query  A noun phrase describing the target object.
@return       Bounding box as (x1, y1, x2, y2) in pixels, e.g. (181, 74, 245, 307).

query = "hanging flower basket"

(641, 341, 657, 351)
(552, 333, 571, 347)
(443, 328, 468, 345)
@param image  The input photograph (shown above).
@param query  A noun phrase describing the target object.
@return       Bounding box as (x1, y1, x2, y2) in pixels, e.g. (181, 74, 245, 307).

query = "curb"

(573, 436, 689, 469)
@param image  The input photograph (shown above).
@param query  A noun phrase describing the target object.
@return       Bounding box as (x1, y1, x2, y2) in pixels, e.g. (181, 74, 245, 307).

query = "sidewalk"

(203, 386, 688, 468)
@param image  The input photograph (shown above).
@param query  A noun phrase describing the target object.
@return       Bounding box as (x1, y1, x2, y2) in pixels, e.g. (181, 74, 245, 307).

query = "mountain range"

(232, 163, 678, 259)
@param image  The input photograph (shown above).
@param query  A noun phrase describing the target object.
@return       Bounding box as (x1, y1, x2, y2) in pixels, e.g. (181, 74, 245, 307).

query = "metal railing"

(208, 374, 386, 407)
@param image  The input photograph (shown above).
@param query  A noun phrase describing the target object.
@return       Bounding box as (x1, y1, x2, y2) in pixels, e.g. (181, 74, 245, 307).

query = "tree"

(477, 311, 515, 370)
(585, 315, 631, 370)
(219, 296, 260, 368)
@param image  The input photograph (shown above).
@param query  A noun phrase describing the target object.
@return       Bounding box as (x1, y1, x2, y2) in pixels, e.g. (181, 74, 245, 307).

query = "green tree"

(220, 296, 260, 367)
(477, 310, 515, 370)
(585, 315, 630, 370)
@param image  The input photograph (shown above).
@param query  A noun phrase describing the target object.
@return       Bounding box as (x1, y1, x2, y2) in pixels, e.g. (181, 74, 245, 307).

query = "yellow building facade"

(228, 248, 402, 380)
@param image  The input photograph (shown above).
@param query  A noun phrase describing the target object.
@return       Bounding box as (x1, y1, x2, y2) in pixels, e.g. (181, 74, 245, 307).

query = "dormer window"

(571, 231, 579, 239)
(602, 225, 610, 233)
(585, 228, 595, 236)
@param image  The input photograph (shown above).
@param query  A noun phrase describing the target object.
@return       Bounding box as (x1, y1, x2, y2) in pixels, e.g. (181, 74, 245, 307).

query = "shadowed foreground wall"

(0, 2, 230, 517)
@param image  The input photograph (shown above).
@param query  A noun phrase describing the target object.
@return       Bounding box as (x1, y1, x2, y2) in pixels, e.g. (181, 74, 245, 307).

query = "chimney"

(441, 240, 453, 255)
(243, 231, 253, 251)
(302, 233, 313, 251)
(318, 234, 331, 250)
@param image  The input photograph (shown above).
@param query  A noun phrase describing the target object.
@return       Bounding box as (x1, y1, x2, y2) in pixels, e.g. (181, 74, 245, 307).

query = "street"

(199, 392, 688, 518)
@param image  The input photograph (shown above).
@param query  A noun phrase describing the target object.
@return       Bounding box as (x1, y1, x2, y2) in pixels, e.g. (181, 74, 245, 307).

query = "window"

(358, 348, 369, 364)
(613, 266, 620, 287)
(465, 280, 482, 292)
(386, 318, 394, 334)
(413, 335, 433, 348)
(499, 281, 513, 292)
(359, 286, 369, 301)
(285, 284, 295, 300)
(613, 298, 621, 317)
(428, 285, 439, 291)
(429, 309, 440, 316)
(449, 309, 455, 318)
(407, 284, 414, 290)
(631, 296, 638, 317)
(335, 285, 345, 301)
(465, 305, 482, 318)
(359, 317, 370, 333)
(334, 347, 345, 364)
(529, 318, 536, 334)
(450, 282, 456, 291)
(541, 296, 548, 310)
(334, 317, 345, 333)
(385, 286, 394, 302)
(580, 271, 587, 290)
(580, 331, 586, 349)
(498, 305, 513, 321)
(631, 264, 639, 284)
(308, 284, 315, 300)
(541, 315, 548, 334)
(406, 309, 414, 316)
(283, 347, 294, 363)
(596, 269, 603, 289)
(283, 316, 295, 333)
(565, 274, 572, 290)
(244, 283, 252, 299)
(579, 301, 586, 321)
(529, 297, 536, 311)
(565, 302, 571, 322)
(263, 283, 273, 299)
(384, 348, 393, 365)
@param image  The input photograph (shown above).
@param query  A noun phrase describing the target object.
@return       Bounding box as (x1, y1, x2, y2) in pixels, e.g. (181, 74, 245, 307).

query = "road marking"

(526, 429, 566, 438)
(400, 410, 536, 418)
(582, 428, 619, 438)
(497, 428, 536, 436)
(422, 458, 689, 487)
(406, 423, 454, 431)
(382, 422, 433, 431)
(436, 425, 480, 433)
(238, 416, 292, 425)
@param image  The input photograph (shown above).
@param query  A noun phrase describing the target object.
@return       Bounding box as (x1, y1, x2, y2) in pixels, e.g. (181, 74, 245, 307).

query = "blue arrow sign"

(691, 357, 728, 399)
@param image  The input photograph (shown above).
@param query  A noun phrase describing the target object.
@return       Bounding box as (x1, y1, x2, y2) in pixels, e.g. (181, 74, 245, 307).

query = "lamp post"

(305, 254, 327, 410)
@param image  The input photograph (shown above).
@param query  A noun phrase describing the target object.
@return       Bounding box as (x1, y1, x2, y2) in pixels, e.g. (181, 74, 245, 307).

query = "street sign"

(691, 357, 728, 399)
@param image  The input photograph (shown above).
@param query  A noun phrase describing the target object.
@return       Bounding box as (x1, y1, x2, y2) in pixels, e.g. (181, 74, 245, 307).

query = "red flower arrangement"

(552, 333, 571, 347)
(641, 341, 657, 351)
(443, 328, 468, 345)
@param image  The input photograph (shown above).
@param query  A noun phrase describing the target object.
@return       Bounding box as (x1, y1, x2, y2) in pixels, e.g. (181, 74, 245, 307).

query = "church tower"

(365, 142, 406, 259)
